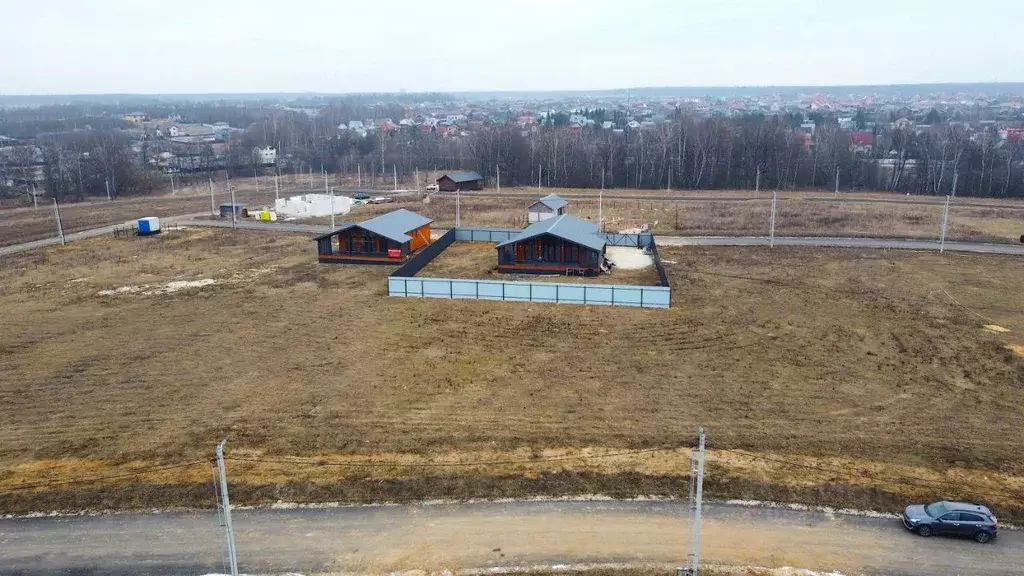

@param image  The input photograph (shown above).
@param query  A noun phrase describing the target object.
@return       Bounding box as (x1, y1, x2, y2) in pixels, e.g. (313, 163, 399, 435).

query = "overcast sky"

(3, 0, 1022, 95)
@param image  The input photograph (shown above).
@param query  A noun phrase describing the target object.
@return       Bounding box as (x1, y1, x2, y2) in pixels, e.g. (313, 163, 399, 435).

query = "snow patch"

(460, 563, 846, 576)
(97, 268, 274, 297)
(276, 193, 353, 218)
(723, 499, 900, 519)
(605, 246, 653, 270)
(99, 278, 218, 296)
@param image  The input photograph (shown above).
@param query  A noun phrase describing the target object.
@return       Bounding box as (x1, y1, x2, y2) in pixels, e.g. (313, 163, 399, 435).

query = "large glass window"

(543, 240, 557, 262)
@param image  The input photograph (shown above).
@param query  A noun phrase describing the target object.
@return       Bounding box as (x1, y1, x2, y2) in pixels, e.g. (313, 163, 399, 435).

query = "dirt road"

(2, 500, 1020, 575)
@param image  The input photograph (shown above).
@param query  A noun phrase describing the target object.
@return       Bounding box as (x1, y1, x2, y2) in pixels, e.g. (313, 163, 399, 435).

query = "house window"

(543, 241, 557, 262)
(567, 244, 579, 263)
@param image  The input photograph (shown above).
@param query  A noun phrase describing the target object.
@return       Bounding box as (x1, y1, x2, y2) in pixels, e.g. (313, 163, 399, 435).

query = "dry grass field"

(1, 229, 1023, 517)
(0, 185, 278, 247)
(334, 193, 1024, 243)
(416, 242, 662, 286)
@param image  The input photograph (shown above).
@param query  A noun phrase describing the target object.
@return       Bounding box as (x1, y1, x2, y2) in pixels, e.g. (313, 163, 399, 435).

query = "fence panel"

(453, 227, 521, 243)
(388, 277, 670, 308)
(649, 241, 671, 288)
(391, 229, 456, 277)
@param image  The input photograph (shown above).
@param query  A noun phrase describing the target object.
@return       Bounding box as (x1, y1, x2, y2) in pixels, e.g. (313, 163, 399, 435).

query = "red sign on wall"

(388, 249, 402, 258)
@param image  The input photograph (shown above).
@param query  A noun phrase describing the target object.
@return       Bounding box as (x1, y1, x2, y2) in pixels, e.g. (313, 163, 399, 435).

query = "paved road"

(449, 190, 1024, 210)
(0, 213, 210, 257)
(655, 235, 1024, 255)
(4, 213, 1023, 259)
(1, 500, 1020, 576)
(181, 219, 1024, 257)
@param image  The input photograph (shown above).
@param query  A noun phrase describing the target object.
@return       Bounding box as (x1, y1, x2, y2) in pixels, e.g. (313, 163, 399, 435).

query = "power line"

(1, 460, 208, 493)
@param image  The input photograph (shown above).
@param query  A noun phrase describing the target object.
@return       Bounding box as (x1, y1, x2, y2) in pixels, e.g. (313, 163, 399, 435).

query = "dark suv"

(902, 501, 998, 543)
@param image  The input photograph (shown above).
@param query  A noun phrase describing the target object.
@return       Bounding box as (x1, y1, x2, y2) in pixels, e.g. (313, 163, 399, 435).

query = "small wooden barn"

(315, 209, 432, 264)
(496, 214, 607, 276)
(527, 194, 568, 223)
(436, 171, 485, 191)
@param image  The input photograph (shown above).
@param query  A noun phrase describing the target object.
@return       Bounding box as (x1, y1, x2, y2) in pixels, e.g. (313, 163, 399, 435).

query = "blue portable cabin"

(137, 217, 161, 236)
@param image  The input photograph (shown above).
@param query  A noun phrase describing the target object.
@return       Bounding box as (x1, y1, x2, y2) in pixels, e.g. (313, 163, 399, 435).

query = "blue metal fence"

(453, 227, 521, 243)
(600, 232, 654, 248)
(391, 229, 456, 277)
(387, 226, 672, 308)
(388, 277, 671, 308)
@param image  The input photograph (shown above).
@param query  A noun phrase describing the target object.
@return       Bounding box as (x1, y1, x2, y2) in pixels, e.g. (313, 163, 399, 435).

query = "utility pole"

(685, 426, 706, 576)
(32, 184, 38, 209)
(415, 167, 420, 195)
(357, 164, 362, 188)
(330, 186, 336, 230)
(274, 172, 280, 205)
(599, 171, 604, 232)
(769, 191, 777, 248)
(105, 178, 111, 201)
(496, 164, 500, 195)
(755, 165, 761, 198)
(254, 168, 259, 195)
(940, 194, 950, 253)
(323, 165, 328, 196)
(834, 166, 840, 196)
(538, 164, 542, 190)
(215, 441, 239, 576)
(52, 198, 65, 245)
(229, 175, 237, 230)
(667, 167, 672, 192)
(209, 178, 216, 215)
(393, 164, 398, 191)
(456, 188, 461, 227)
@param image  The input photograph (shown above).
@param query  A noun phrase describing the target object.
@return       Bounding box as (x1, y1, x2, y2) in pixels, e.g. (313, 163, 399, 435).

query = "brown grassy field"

(0, 185, 278, 247)
(416, 242, 662, 286)
(326, 194, 1024, 244)
(1, 229, 1023, 516)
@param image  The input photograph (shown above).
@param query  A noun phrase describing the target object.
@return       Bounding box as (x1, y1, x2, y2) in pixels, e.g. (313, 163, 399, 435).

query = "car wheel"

(974, 531, 992, 544)
(917, 525, 933, 537)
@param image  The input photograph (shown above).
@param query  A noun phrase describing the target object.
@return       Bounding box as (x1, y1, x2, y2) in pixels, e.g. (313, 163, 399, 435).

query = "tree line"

(256, 111, 1023, 198)
(4, 102, 1024, 200)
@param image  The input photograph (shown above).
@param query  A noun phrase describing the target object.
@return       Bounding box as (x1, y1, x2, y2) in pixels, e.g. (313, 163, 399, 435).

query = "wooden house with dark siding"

(496, 214, 607, 276)
(315, 209, 432, 264)
(436, 171, 485, 191)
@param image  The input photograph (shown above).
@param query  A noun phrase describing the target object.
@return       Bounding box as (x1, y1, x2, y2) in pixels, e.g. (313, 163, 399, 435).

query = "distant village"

(3, 85, 1024, 199)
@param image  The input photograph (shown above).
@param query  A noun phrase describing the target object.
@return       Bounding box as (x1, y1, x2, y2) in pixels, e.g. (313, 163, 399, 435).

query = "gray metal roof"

(496, 214, 605, 251)
(530, 194, 568, 211)
(314, 209, 432, 243)
(440, 170, 485, 183)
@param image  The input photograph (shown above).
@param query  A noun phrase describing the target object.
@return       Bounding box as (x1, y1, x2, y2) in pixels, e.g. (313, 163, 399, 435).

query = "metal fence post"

(940, 195, 950, 253)
(216, 440, 239, 576)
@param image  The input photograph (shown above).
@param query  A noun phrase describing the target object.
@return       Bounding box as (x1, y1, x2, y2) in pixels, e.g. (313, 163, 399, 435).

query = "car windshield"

(925, 502, 949, 517)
